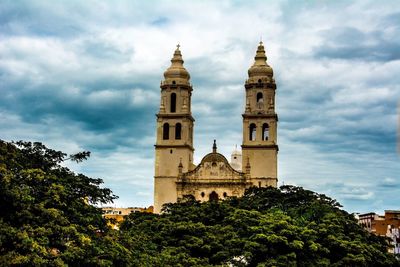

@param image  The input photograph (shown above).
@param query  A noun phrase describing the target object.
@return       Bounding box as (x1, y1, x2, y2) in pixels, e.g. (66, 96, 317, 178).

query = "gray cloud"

(313, 26, 400, 62)
(1, 0, 399, 211)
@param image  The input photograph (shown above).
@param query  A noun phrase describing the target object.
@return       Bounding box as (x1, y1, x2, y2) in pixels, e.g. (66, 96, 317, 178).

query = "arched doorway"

(209, 191, 219, 201)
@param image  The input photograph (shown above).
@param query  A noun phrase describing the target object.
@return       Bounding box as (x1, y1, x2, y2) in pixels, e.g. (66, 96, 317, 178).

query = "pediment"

(181, 152, 245, 181)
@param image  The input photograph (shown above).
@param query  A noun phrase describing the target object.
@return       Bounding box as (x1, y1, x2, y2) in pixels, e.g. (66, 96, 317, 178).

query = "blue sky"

(0, 0, 399, 213)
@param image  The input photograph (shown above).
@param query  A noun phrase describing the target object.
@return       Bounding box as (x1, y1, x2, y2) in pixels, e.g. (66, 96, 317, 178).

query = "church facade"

(154, 42, 278, 213)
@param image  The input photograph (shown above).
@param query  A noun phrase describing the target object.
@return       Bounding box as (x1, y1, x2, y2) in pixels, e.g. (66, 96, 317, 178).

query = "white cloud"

(130, 88, 158, 106)
(339, 187, 375, 201)
(380, 177, 397, 186)
(1, 0, 400, 213)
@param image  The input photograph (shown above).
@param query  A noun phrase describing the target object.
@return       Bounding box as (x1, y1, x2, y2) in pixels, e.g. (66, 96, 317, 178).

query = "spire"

(245, 157, 251, 175)
(248, 41, 273, 80)
(160, 96, 165, 113)
(212, 139, 217, 153)
(163, 44, 190, 85)
(171, 44, 183, 66)
(254, 41, 267, 63)
(178, 158, 183, 174)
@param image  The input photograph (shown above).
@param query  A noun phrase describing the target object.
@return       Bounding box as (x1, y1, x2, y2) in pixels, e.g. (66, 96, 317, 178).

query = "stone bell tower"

(241, 42, 278, 188)
(154, 45, 195, 213)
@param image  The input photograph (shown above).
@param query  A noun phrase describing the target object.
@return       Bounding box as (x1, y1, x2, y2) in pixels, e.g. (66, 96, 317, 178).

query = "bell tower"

(154, 45, 195, 213)
(242, 42, 278, 187)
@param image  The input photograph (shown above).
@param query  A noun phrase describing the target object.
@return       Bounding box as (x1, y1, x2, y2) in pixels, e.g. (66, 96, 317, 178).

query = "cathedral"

(154, 42, 278, 213)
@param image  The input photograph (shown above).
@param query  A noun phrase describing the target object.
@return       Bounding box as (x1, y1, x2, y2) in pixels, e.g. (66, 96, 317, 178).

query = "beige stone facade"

(154, 43, 278, 213)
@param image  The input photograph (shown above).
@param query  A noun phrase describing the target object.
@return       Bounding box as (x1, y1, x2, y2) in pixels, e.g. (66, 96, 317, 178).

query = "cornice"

(156, 113, 195, 122)
(155, 144, 195, 151)
(241, 144, 279, 151)
(242, 113, 278, 120)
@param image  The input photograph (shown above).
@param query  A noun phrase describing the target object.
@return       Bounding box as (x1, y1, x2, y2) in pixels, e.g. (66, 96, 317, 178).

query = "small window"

(163, 123, 169, 140)
(170, 93, 176, 113)
(223, 192, 227, 198)
(258, 182, 261, 188)
(262, 123, 269, 141)
(249, 123, 256, 141)
(172, 80, 176, 85)
(257, 92, 263, 103)
(258, 79, 262, 83)
(175, 123, 182, 139)
(201, 192, 205, 198)
(170, 149, 173, 154)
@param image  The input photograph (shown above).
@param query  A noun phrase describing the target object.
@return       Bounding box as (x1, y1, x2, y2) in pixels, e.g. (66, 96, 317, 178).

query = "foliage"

(1, 139, 399, 266)
(120, 187, 400, 267)
(0, 140, 125, 266)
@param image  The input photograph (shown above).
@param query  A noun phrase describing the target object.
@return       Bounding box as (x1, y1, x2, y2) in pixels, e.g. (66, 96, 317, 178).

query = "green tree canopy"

(0, 140, 129, 266)
(120, 187, 400, 266)
(1, 140, 399, 266)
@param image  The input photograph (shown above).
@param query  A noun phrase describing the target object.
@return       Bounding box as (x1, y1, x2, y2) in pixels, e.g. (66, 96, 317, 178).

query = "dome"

(163, 45, 190, 85)
(248, 42, 273, 80)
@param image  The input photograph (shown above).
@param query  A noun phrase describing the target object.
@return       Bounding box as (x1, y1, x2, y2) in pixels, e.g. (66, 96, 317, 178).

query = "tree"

(2, 139, 398, 266)
(120, 186, 400, 267)
(0, 140, 129, 266)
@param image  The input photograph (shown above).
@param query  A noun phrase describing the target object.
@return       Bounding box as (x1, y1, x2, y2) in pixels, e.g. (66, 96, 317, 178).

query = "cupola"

(247, 41, 273, 83)
(163, 45, 190, 86)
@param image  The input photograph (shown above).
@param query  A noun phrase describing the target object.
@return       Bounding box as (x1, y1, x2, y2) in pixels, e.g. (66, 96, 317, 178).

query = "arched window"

(163, 123, 169, 140)
(175, 123, 181, 140)
(209, 191, 219, 201)
(249, 123, 256, 141)
(262, 123, 269, 141)
(170, 93, 176, 113)
(257, 92, 263, 103)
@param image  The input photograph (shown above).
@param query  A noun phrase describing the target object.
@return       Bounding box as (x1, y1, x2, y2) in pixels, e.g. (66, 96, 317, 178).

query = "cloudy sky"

(1, 0, 399, 213)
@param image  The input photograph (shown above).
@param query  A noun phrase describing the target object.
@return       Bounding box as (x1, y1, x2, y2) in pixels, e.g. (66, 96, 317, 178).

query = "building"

(154, 42, 278, 213)
(358, 210, 400, 255)
(102, 206, 153, 229)
(357, 212, 383, 232)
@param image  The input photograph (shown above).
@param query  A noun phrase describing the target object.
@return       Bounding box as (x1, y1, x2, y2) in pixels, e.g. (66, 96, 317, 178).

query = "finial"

(212, 139, 217, 153)
(245, 157, 251, 174)
(258, 40, 264, 49)
(178, 158, 183, 174)
(160, 96, 165, 113)
(172, 43, 182, 58)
